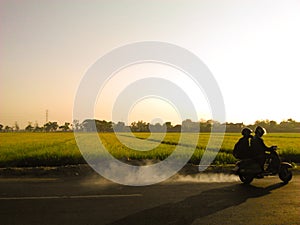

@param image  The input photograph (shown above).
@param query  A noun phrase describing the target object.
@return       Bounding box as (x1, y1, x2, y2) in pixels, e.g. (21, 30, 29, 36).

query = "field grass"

(0, 132, 299, 167)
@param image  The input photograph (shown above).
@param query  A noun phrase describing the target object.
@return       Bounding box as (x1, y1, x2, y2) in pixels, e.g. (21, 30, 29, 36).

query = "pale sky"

(1, 0, 300, 128)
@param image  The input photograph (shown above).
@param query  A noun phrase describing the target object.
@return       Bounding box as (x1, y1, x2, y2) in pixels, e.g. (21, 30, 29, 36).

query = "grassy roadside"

(0, 132, 299, 168)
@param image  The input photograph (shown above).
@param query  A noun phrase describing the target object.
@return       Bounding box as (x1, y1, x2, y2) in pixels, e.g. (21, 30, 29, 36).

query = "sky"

(1, 0, 300, 128)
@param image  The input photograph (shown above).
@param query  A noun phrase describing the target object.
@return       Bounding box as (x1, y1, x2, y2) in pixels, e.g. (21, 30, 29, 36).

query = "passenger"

(233, 127, 253, 160)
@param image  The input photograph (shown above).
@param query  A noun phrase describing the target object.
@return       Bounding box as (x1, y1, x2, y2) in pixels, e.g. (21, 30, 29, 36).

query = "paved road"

(0, 173, 299, 225)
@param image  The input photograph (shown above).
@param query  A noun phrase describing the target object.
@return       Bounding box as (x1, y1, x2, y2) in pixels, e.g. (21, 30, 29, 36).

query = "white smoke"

(167, 173, 240, 183)
(81, 171, 239, 187)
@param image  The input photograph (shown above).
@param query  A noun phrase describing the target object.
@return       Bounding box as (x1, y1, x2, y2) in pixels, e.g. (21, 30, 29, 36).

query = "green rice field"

(0, 132, 299, 167)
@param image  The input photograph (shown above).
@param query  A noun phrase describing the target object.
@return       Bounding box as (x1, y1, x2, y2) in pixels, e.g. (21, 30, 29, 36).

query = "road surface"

(0, 173, 299, 225)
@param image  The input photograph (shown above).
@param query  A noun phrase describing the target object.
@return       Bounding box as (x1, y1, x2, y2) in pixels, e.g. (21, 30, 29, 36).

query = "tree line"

(0, 121, 71, 133)
(0, 118, 299, 133)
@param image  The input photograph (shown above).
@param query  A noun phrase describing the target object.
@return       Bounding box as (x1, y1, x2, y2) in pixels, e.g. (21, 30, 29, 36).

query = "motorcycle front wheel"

(239, 174, 254, 184)
(279, 166, 292, 184)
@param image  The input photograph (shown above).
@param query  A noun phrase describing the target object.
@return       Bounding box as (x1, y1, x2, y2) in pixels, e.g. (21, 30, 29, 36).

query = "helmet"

(241, 127, 252, 136)
(255, 126, 266, 137)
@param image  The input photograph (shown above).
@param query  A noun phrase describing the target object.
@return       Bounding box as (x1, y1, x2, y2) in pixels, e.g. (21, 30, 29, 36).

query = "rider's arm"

(260, 139, 272, 152)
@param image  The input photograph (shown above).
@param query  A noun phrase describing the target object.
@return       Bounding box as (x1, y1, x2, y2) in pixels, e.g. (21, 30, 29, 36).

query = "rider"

(233, 127, 253, 159)
(250, 126, 276, 171)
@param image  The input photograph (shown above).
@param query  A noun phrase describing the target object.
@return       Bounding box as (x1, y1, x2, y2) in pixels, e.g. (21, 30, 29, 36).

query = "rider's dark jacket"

(233, 135, 253, 159)
(250, 135, 272, 156)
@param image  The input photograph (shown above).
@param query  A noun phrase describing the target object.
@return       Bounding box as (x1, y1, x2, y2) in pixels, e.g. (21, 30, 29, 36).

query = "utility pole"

(46, 109, 48, 123)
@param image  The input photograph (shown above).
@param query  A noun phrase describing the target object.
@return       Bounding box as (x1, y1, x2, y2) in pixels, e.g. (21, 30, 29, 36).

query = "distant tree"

(130, 121, 137, 132)
(82, 119, 97, 132)
(164, 122, 173, 132)
(149, 122, 165, 132)
(172, 124, 182, 132)
(269, 120, 277, 128)
(207, 120, 222, 131)
(81, 119, 112, 132)
(72, 119, 81, 131)
(59, 122, 70, 132)
(0, 124, 3, 132)
(225, 122, 243, 133)
(44, 122, 50, 132)
(287, 118, 297, 128)
(44, 121, 58, 132)
(14, 122, 20, 132)
(25, 122, 34, 132)
(254, 120, 268, 128)
(130, 121, 149, 132)
(96, 120, 113, 132)
(182, 119, 193, 132)
(4, 125, 13, 132)
(113, 121, 126, 132)
(32, 122, 42, 132)
(182, 119, 200, 132)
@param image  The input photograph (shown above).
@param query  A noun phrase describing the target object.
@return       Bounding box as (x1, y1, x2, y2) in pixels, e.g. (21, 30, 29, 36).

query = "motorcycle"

(234, 146, 293, 184)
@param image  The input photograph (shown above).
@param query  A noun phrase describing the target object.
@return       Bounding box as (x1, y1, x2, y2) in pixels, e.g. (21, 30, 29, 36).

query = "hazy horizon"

(2, 115, 299, 130)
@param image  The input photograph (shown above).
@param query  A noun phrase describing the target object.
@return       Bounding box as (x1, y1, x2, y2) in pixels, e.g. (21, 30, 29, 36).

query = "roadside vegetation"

(0, 132, 299, 167)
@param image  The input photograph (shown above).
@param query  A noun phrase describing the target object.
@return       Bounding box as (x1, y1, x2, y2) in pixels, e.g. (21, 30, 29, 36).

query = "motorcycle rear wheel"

(279, 166, 292, 184)
(239, 174, 254, 184)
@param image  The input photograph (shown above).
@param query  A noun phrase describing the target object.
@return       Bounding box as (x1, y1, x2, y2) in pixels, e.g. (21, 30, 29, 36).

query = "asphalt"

(0, 166, 299, 225)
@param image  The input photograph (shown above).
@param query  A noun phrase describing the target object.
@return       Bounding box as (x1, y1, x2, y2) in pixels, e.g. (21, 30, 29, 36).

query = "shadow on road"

(108, 182, 286, 225)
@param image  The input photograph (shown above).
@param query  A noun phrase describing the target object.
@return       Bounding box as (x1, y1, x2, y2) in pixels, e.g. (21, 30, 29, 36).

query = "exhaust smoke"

(167, 173, 239, 183)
